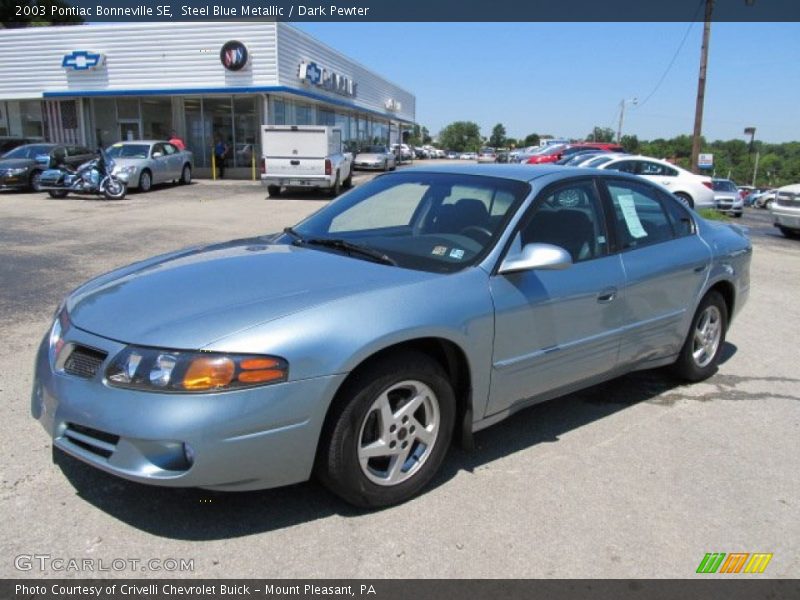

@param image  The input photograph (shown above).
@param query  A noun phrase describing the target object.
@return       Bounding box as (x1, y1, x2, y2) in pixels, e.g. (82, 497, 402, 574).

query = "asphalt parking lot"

(1, 168, 798, 579)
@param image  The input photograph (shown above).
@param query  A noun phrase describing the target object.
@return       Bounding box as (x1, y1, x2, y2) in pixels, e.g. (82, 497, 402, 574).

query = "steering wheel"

(459, 225, 493, 243)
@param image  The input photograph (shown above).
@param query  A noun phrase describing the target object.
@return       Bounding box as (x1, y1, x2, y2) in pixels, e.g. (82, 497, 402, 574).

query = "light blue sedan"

(32, 165, 751, 507)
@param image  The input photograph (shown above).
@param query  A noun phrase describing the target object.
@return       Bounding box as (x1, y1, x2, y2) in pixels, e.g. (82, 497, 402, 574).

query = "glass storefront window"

(92, 98, 117, 147)
(233, 96, 258, 168)
(272, 99, 286, 125)
(141, 97, 172, 139)
(317, 108, 335, 126)
(19, 100, 44, 138)
(116, 98, 139, 120)
(184, 97, 206, 167)
(296, 103, 312, 125)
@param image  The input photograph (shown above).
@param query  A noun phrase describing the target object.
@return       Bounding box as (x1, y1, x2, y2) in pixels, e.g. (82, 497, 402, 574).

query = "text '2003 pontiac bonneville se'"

(32, 164, 751, 507)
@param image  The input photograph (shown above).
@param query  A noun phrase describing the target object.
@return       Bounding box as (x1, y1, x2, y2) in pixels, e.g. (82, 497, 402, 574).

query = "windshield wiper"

(296, 236, 397, 266)
(282, 226, 304, 241)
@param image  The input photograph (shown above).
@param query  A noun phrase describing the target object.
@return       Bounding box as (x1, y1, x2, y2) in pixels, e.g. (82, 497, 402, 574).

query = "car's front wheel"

(674, 192, 694, 209)
(671, 290, 727, 382)
(317, 352, 456, 507)
(138, 169, 152, 193)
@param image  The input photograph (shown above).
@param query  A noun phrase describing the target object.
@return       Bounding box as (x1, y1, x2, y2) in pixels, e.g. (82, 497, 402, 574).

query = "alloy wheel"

(692, 305, 722, 368)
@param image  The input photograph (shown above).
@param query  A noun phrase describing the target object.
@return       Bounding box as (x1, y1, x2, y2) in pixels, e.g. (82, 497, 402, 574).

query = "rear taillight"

(324, 159, 332, 176)
(702, 181, 713, 190)
(260, 158, 266, 174)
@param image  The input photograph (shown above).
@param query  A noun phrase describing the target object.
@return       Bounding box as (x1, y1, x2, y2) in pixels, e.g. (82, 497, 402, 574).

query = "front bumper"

(771, 206, 800, 232)
(0, 174, 30, 190)
(31, 324, 347, 491)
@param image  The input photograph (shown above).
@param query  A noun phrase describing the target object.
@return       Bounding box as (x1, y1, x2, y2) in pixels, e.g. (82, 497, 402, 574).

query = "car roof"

(392, 163, 627, 183)
(112, 140, 164, 145)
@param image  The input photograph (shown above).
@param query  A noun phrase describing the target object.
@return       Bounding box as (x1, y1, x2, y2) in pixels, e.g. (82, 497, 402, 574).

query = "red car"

(526, 142, 624, 165)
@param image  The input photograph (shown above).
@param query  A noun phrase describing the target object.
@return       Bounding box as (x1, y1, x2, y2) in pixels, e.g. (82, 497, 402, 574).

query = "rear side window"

(639, 161, 678, 177)
(606, 180, 675, 250)
(605, 160, 638, 174)
(661, 193, 695, 238)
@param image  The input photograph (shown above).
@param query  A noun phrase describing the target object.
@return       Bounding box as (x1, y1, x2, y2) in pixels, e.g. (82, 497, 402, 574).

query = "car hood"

(109, 158, 147, 168)
(355, 153, 386, 161)
(67, 238, 436, 349)
(0, 158, 36, 169)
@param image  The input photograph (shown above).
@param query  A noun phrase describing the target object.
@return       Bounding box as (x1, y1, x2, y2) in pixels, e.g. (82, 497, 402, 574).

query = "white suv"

(597, 155, 715, 209)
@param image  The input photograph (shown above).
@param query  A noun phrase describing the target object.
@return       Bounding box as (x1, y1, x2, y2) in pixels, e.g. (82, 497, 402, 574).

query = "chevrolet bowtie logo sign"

(62, 51, 105, 71)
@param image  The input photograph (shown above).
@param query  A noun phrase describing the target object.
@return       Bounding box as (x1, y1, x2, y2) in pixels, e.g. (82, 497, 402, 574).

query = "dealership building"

(0, 22, 416, 177)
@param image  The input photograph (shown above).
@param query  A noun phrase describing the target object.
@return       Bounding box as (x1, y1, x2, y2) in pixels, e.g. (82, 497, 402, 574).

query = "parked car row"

(0, 141, 193, 196)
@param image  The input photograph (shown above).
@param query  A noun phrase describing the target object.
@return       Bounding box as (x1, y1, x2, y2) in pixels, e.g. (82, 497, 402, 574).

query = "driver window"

(163, 143, 177, 155)
(519, 181, 608, 263)
(152, 143, 165, 157)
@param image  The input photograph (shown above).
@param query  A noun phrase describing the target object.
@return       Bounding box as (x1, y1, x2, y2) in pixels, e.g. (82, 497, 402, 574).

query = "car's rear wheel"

(138, 169, 152, 193)
(671, 290, 727, 382)
(317, 351, 455, 507)
(267, 185, 281, 197)
(329, 172, 341, 197)
(180, 164, 192, 184)
(343, 172, 353, 189)
(779, 226, 800, 239)
(675, 192, 694, 209)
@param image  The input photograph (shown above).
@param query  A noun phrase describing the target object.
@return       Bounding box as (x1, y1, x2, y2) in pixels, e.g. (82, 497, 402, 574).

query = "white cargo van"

(260, 125, 353, 197)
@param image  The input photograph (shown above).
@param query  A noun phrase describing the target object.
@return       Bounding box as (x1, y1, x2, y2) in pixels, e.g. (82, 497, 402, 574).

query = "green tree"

(620, 134, 640, 153)
(489, 123, 507, 148)
(586, 127, 615, 143)
(523, 133, 540, 147)
(438, 121, 483, 153)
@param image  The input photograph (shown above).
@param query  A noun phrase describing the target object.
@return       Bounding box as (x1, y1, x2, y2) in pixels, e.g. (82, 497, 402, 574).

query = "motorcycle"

(39, 147, 128, 200)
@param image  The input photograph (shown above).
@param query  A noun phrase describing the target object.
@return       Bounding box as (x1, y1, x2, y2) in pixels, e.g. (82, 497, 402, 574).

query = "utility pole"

(616, 98, 637, 143)
(690, 0, 714, 174)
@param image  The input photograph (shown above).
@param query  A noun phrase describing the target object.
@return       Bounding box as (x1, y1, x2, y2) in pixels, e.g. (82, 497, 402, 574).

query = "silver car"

(353, 145, 396, 171)
(769, 183, 800, 238)
(32, 165, 751, 507)
(107, 140, 193, 192)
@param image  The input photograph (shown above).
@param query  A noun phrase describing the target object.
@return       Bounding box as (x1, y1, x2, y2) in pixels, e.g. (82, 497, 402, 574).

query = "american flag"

(44, 100, 81, 144)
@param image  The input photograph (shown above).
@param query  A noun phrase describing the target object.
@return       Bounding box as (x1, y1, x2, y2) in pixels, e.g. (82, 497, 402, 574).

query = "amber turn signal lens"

(240, 358, 281, 370)
(237, 369, 286, 384)
(182, 356, 235, 390)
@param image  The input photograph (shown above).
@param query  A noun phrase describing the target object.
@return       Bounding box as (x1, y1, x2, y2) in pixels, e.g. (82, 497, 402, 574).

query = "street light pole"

(690, 0, 714, 174)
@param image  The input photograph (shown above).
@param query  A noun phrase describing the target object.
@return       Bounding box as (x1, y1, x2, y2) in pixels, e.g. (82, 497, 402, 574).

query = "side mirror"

(498, 243, 572, 274)
(152, 151, 163, 158)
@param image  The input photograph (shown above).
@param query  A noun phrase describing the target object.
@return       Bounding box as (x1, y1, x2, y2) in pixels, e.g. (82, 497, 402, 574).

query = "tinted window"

(712, 179, 737, 191)
(519, 180, 608, 263)
(605, 160, 638, 174)
(3, 144, 53, 159)
(662, 193, 695, 238)
(606, 180, 674, 250)
(152, 143, 166, 156)
(639, 161, 678, 176)
(163, 143, 178, 155)
(106, 144, 149, 159)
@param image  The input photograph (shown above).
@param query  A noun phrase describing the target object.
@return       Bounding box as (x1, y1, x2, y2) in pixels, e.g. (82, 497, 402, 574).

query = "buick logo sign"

(220, 41, 249, 71)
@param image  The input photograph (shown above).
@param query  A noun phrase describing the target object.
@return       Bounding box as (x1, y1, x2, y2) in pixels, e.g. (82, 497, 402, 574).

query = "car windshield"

(712, 180, 737, 192)
(584, 155, 617, 168)
(287, 172, 530, 274)
(2, 144, 53, 159)
(540, 145, 566, 156)
(105, 144, 150, 159)
(363, 146, 387, 153)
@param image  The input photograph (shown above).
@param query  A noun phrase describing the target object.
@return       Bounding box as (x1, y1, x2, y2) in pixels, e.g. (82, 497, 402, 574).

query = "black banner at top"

(2, 0, 799, 24)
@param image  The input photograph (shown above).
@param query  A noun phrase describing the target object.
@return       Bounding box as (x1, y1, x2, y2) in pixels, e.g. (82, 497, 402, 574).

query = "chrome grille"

(64, 423, 119, 459)
(63, 345, 107, 379)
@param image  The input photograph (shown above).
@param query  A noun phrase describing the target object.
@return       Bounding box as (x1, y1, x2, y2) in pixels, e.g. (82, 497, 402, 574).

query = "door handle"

(290, 160, 300, 166)
(597, 287, 617, 303)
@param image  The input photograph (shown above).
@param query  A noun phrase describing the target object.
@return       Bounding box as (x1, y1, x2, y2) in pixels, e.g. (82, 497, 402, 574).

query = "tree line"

(432, 121, 799, 188)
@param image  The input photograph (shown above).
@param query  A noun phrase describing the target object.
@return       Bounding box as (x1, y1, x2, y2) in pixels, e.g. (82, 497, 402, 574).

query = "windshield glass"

(2, 144, 53, 159)
(363, 146, 387, 154)
(106, 144, 150, 159)
(288, 172, 530, 273)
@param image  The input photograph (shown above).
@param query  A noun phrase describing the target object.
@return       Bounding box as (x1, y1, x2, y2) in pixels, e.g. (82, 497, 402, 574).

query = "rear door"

(599, 177, 710, 365)
(163, 142, 183, 179)
(149, 143, 171, 183)
(263, 126, 327, 178)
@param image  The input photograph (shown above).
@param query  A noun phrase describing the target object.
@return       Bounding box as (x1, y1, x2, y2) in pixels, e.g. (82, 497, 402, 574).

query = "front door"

(487, 178, 627, 416)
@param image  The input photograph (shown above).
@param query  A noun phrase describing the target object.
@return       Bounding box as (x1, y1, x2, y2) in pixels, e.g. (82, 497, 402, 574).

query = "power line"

(634, 0, 705, 110)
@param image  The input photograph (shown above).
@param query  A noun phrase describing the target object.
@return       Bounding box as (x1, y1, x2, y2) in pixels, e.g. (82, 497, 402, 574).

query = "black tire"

(779, 226, 800, 239)
(180, 164, 192, 184)
(29, 170, 43, 192)
(316, 351, 456, 508)
(671, 290, 728, 382)
(329, 172, 341, 197)
(343, 172, 353, 189)
(267, 185, 281, 198)
(47, 190, 68, 199)
(102, 178, 127, 200)
(675, 192, 694, 209)
(138, 169, 152, 193)
(733, 212, 743, 218)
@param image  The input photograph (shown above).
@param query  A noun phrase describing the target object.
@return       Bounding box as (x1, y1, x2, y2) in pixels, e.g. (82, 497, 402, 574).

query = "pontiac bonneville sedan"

(32, 165, 751, 507)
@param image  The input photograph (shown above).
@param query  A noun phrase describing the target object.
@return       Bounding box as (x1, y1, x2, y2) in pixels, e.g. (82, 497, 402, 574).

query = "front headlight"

(113, 165, 137, 175)
(49, 304, 69, 368)
(105, 346, 289, 393)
